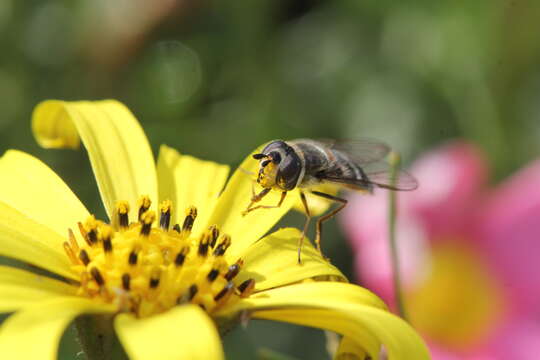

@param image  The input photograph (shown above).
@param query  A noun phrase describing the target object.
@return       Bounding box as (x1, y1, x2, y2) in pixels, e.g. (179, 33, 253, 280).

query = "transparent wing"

(290, 138, 391, 165)
(320, 161, 418, 191)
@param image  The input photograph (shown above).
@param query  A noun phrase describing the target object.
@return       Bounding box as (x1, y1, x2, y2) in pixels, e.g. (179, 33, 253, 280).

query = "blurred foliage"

(2, 0, 540, 358)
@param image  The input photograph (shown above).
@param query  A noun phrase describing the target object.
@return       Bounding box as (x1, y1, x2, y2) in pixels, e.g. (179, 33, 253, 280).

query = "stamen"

(84, 216, 98, 244)
(238, 279, 256, 298)
(122, 273, 131, 290)
(79, 249, 91, 266)
(182, 206, 197, 233)
(159, 200, 172, 230)
(175, 247, 189, 266)
(78, 222, 92, 246)
(209, 225, 219, 248)
(188, 284, 198, 300)
(137, 195, 152, 221)
(172, 224, 181, 233)
(198, 233, 210, 257)
(225, 259, 243, 281)
(90, 267, 105, 286)
(140, 211, 155, 236)
(214, 282, 234, 301)
(128, 249, 138, 266)
(213, 235, 231, 256)
(116, 201, 130, 229)
(207, 269, 220, 282)
(99, 225, 113, 253)
(149, 268, 161, 289)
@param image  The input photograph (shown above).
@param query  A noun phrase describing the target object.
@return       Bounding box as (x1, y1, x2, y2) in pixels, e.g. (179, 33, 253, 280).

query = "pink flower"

(340, 141, 540, 359)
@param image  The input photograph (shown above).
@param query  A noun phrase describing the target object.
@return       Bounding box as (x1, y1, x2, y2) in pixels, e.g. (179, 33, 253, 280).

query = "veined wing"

(318, 161, 418, 191)
(291, 138, 391, 165)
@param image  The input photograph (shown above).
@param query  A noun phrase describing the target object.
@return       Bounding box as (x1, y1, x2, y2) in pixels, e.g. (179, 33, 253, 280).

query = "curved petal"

(335, 336, 368, 360)
(218, 282, 429, 360)
(156, 145, 229, 235)
(408, 141, 487, 235)
(476, 159, 540, 312)
(233, 228, 346, 290)
(0, 150, 89, 237)
(0, 297, 114, 360)
(115, 304, 224, 360)
(205, 149, 297, 258)
(32, 100, 158, 221)
(0, 266, 76, 312)
(0, 201, 77, 280)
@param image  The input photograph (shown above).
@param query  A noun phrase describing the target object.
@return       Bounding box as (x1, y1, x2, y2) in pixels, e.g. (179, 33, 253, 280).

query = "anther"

(198, 234, 210, 257)
(172, 224, 181, 233)
(90, 267, 105, 286)
(188, 284, 198, 301)
(116, 201, 130, 229)
(207, 269, 220, 282)
(149, 268, 161, 289)
(140, 210, 155, 236)
(99, 225, 113, 253)
(238, 279, 256, 298)
(159, 200, 172, 230)
(225, 259, 243, 281)
(137, 196, 152, 221)
(128, 249, 138, 266)
(175, 247, 189, 266)
(78, 249, 91, 266)
(122, 273, 131, 290)
(182, 206, 197, 232)
(209, 225, 219, 248)
(213, 235, 232, 256)
(214, 282, 234, 302)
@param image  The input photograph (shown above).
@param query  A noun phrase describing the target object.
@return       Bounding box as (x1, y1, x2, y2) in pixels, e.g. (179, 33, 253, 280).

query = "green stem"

(388, 151, 408, 321)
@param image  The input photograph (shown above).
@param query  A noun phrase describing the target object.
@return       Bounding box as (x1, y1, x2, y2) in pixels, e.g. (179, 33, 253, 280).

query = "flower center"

(63, 196, 255, 318)
(406, 240, 505, 350)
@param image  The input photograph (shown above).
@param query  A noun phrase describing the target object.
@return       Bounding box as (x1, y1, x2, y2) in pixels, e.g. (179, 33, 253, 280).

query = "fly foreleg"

(242, 189, 287, 216)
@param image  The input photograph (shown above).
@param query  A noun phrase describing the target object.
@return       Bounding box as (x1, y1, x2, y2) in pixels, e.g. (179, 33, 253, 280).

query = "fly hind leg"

(310, 191, 348, 256)
(242, 189, 287, 216)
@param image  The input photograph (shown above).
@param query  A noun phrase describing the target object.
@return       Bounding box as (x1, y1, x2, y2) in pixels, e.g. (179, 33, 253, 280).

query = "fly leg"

(242, 189, 287, 216)
(297, 191, 312, 265)
(310, 191, 348, 257)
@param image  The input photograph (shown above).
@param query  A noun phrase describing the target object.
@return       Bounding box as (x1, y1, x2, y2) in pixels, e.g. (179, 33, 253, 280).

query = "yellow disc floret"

(63, 196, 255, 318)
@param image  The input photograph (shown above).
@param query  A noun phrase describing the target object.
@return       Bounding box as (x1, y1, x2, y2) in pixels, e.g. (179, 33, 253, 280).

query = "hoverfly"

(242, 139, 418, 264)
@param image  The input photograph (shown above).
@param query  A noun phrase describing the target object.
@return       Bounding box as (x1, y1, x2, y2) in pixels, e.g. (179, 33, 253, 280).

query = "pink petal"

(409, 141, 487, 236)
(475, 160, 540, 313)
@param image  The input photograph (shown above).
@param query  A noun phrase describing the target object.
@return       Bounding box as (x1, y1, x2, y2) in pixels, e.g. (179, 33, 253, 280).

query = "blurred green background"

(2, 0, 540, 359)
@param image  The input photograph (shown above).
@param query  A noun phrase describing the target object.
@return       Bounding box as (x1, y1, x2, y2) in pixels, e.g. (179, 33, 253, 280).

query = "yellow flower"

(0, 100, 429, 360)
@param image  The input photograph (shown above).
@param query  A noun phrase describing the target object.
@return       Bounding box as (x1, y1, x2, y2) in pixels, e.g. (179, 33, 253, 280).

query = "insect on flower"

(243, 139, 418, 264)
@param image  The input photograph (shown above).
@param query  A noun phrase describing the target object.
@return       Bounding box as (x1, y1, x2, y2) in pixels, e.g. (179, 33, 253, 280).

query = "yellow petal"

(205, 149, 297, 258)
(293, 183, 340, 216)
(0, 265, 76, 312)
(0, 297, 114, 360)
(335, 337, 368, 360)
(115, 305, 224, 360)
(0, 150, 89, 237)
(156, 145, 229, 235)
(0, 201, 76, 280)
(32, 100, 158, 221)
(219, 282, 429, 360)
(233, 228, 346, 290)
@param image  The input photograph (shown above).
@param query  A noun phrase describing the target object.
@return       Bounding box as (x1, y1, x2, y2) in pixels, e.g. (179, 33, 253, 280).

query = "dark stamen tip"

(188, 284, 198, 301)
(172, 224, 181, 233)
(79, 249, 90, 266)
(149, 278, 160, 289)
(128, 250, 138, 266)
(214, 282, 234, 301)
(90, 267, 105, 286)
(238, 279, 256, 297)
(207, 269, 220, 282)
(122, 273, 131, 290)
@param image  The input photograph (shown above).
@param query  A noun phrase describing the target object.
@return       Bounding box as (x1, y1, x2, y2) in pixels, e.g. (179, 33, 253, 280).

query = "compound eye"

(277, 153, 301, 190)
(270, 151, 281, 164)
